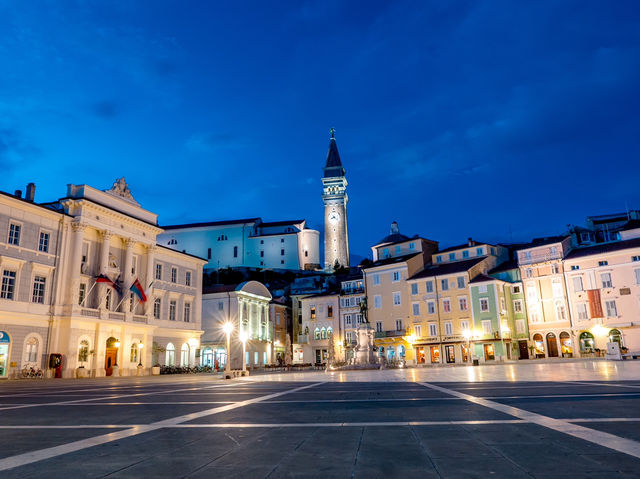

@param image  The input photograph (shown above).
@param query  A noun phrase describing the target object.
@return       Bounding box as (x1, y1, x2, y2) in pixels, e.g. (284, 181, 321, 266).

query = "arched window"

(24, 337, 38, 363)
(327, 327, 333, 338)
(78, 339, 90, 363)
(181, 343, 190, 366)
(130, 343, 138, 363)
(314, 328, 320, 340)
(321, 327, 327, 339)
(609, 329, 623, 345)
(579, 332, 595, 352)
(533, 333, 544, 355)
(166, 343, 175, 366)
(559, 331, 572, 356)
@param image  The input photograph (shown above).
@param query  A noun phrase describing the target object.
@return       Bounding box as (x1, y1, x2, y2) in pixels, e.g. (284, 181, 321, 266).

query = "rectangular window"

(373, 274, 380, 286)
(412, 303, 420, 316)
(577, 303, 588, 321)
(411, 283, 418, 295)
(260, 250, 264, 257)
(457, 277, 465, 289)
(428, 323, 437, 336)
(409, 242, 415, 250)
(169, 300, 176, 321)
(414, 325, 422, 337)
(524, 251, 532, 261)
(393, 292, 401, 306)
(345, 314, 352, 325)
(571, 265, 580, 270)
(449, 253, 456, 261)
(8, 223, 20, 246)
(105, 289, 112, 310)
(512, 285, 521, 294)
(598, 260, 608, 266)
(605, 300, 618, 318)
(356, 313, 363, 324)
(550, 246, 558, 256)
(444, 322, 453, 335)
(441, 279, 449, 291)
(491, 247, 496, 255)
(374, 295, 382, 309)
(476, 247, 484, 256)
(635, 269, 640, 285)
(460, 320, 469, 332)
(207, 248, 212, 260)
(459, 297, 468, 311)
(327, 305, 333, 318)
(184, 303, 191, 323)
(185, 271, 191, 287)
(392, 271, 400, 282)
(436, 256, 442, 263)
(310, 306, 316, 319)
(525, 268, 533, 278)
(551, 264, 559, 274)
(38, 232, 50, 253)
(442, 299, 451, 313)
(482, 320, 492, 335)
(382, 248, 389, 258)
(426, 281, 433, 293)
(281, 249, 285, 256)
(32, 276, 46, 304)
(514, 299, 523, 313)
(233, 246, 238, 258)
(529, 305, 540, 323)
(427, 301, 435, 314)
(78, 283, 86, 305)
(516, 319, 525, 334)
(500, 297, 506, 312)
(632, 256, 640, 262)
(395, 245, 401, 254)
(171, 267, 177, 283)
(480, 298, 489, 312)
(376, 321, 383, 332)
(573, 277, 584, 292)
(552, 280, 563, 297)
(276, 313, 281, 325)
(527, 284, 537, 301)
(463, 250, 469, 258)
(155, 264, 162, 280)
(154, 299, 161, 319)
(395, 319, 403, 331)
(1, 270, 16, 300)
(478, 284, 487, 293)
(601, 273, 612, 288)
(218, 301, 224, 311)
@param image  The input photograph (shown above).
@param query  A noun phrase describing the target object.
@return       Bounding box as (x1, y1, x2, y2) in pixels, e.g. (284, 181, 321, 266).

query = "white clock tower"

(322, 128, 350, 270)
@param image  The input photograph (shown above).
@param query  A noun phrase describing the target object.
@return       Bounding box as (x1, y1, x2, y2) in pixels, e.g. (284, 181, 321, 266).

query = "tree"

(327, 331, 335, 367)
(284, 333, 292, 367)
(333, 259, 350, 276)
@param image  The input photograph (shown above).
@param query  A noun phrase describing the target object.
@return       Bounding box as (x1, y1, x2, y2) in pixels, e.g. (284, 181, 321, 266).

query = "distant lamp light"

(223, 322, 233, 335)
(463, 330, 472, 340)
(592, 324, 608, 337)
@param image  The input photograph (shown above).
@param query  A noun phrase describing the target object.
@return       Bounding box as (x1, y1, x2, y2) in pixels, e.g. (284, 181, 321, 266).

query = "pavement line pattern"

(0, 381, 242, 411)
(419, 381, 640, 459)
(0, 381, 325, 472)
(4, 417, 640, 430)
(567, 381, 640, 389)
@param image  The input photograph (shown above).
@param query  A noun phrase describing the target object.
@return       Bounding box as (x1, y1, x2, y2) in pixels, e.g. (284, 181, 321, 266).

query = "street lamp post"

(138, 341, 144, 367)
(240, 331, 248, 372)
(463, 330, 471, 364)
(114, 340, 120, 367)
(223, 322, 233, 373)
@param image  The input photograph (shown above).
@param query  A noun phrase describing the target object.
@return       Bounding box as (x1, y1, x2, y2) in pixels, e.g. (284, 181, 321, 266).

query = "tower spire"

(323, 128, 345, 178)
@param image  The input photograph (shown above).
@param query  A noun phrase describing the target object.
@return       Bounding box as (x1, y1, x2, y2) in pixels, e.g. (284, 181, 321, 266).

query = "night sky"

(1, 1, 639, 264)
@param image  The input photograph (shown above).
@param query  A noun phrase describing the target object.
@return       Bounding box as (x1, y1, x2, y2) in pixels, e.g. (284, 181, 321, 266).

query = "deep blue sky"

(1, 1, 639, 263)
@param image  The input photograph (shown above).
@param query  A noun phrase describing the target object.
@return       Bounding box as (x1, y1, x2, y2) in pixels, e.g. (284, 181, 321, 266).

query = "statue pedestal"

(354, 324, 377, 365)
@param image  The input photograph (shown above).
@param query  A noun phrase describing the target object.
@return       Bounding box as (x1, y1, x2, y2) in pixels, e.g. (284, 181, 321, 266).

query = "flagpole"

(80, 280, 99, 307)
(115, 293, 128, 312)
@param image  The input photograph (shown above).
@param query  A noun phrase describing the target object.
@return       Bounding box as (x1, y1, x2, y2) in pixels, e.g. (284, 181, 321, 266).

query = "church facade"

(0, 179, 205, 379)
(322, 130, 350, 270)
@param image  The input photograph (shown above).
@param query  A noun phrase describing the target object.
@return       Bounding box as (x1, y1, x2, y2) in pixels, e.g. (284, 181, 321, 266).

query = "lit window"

(24, 337, 38, 362)
(443, 299, 451, 313)
(458, 297, 468, 311)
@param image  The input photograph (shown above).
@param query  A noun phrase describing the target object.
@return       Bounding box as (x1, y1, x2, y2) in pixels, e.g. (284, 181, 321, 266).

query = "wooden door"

(547, 335, 559, 357)
(105, 347, 117, 376)
(518, 341, 529, 359)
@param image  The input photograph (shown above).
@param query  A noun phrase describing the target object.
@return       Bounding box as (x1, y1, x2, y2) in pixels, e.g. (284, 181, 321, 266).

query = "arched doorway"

(579, 332, 595, 353)
(105, 337, 117, 376)
(559, 332, 572, 357)
(546, 332, 558, 357)
(201, 347, 213, 367)
(533, 334, 544, 358)
(165, 343, 175, 366)
(181, 343, 190, 366)
(609, 329, 623, 346)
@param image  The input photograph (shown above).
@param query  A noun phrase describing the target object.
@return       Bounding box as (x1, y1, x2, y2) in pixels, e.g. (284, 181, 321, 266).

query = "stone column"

(145, 245, 156, 316)
(98, 230, 112, 309)
(122, 238, 135, 313)
(67, 221, 86, 307)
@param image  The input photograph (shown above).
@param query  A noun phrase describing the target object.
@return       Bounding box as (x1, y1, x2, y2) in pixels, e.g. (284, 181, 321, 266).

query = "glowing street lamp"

(239, 331, 249, 372)
(138, 341, 144, 367)
(223, 322, 233, 373)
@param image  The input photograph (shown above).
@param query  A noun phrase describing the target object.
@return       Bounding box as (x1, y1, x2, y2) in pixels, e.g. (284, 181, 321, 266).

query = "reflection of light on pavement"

(508, 365, 516, 381)
(410, 369, 417, 383)
(338, 372, 346, 382)
(466, 366, 477, 382)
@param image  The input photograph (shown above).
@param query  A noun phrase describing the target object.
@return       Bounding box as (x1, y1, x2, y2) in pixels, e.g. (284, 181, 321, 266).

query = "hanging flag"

(130, 278, 147, 302)
(95, 274, 122, 295)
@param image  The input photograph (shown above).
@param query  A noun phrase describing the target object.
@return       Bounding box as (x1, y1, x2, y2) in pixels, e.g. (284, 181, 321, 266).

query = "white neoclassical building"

(201, 281, 273, 370)
(0, 178, 205, 379)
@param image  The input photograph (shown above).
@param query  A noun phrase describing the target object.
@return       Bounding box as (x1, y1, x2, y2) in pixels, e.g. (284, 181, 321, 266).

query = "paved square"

(2, 361, 640, 478)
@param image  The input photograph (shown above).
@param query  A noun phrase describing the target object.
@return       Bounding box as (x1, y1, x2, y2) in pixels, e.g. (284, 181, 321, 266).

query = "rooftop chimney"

(468, 237, 474, 247)
(25, 183, 35, 202)
(390, 221, 399, 235)
(14, 189, 22, 199)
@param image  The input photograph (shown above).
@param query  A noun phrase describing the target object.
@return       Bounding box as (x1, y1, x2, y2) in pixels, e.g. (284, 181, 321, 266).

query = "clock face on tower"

(328, 211, 340, 224)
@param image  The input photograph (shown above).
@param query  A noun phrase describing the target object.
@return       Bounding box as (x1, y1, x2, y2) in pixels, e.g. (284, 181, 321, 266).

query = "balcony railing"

(375, 329, 406, 338)
(108, 312, 125, 321)
(133, 315, 148, 323)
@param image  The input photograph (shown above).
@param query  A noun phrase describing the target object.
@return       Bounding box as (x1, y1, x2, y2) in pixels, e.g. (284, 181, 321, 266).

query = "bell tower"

(322, 128, 350, 270)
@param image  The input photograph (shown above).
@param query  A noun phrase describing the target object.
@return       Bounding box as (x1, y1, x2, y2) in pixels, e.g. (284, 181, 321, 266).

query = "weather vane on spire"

(329, 127, 336, 139)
